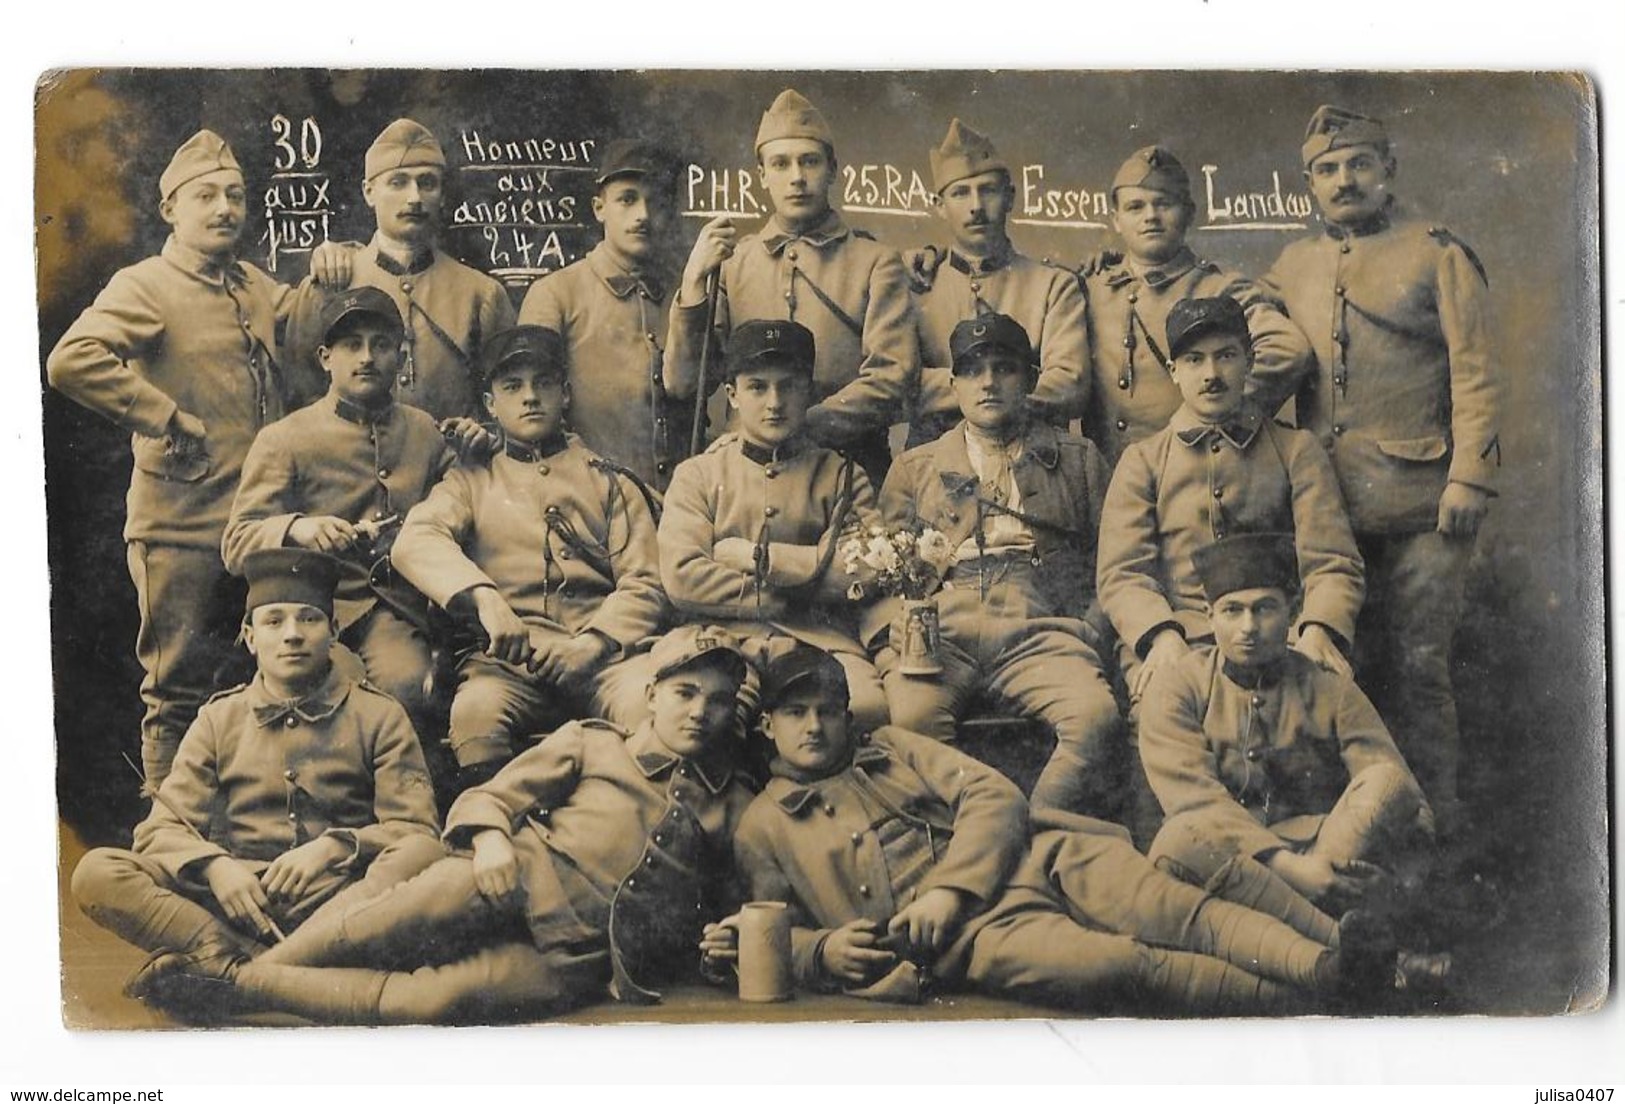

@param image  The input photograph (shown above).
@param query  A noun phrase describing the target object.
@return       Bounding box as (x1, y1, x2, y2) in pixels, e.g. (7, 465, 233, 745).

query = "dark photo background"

(36, 69, 1607, 1015)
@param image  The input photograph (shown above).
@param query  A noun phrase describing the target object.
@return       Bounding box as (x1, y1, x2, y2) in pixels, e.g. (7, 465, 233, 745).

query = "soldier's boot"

(1202, 853, 1340, 946)
(1134, 946, 1306, 1016)
(232, 961, 388, 1025)
(124, 933, 259, 1021)
(72, 847, 267, 966)
(1187, 893, 1341, 992)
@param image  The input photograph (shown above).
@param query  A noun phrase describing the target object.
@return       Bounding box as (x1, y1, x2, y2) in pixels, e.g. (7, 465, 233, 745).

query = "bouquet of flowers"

(841, 523, 956, 602)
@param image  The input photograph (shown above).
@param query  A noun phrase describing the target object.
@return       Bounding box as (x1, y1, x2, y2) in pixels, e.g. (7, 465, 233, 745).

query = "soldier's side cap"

(478, 324, 567, 387)
(950, 312, 1036, 372)
(243, 548, 343, 619)
(650, 624, 748, 682)
(1193, 533, 1300, 603)
(755, 89, 835, 153)
(364, 119, 447, 180)
(1301, 105, 1390, 167)
(159, 130, 243, 201)
(727, 319, 817, 377)
(760, 643, 850, 711)
(1110, 145, 1192, 202)
(319, 286, 405, 342)
(596, 138, 675, 187)
(929, 118, 1008, 192)
(1166, 296, 1251, 360)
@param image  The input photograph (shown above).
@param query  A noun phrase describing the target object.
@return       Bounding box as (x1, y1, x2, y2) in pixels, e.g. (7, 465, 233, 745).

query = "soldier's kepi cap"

(479, 325, 567, 387)
(1166, 296, 1251, 360)
(159, 130, 243, 201)
(930, 118, 1008, 192)
(1193, 533, 1300, 603)
(950, 312, 1036, 373)
(727, 319, 816, 378)
(365, 119, 447, 180)
(242, 548, 343, 619)
(319, 286, 405, 343)
(649, 624, 748, 683)
(1110, 145, 1192, 204)
(760, 643, 850, 711)
(596, 138, 676, 188)
(756, 89, 835, 153)
(1301, 105, 1390, 167)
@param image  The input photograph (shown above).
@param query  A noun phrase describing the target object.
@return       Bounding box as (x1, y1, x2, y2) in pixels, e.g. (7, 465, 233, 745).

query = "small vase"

(898, 598, 944, 677)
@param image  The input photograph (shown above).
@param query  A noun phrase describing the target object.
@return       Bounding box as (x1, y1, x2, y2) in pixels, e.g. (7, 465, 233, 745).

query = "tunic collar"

(587, 242, 668, 301)
(770, 742, 890, 813)
(761, 211, 850, 255)
(1221, 654, 1289, 691)
(947, 244, 1015, 276)
(1171, 402, 1264, 450)
(369, 233, 436, 276)
(1127, 247, 1198, 289)
(503, 433, 571, 462)
(627, 721, 735, 795)
(329, 391, 396, 427)
(248, 667, 353, 728)
(739, 435, 807, 467)
(1322, 197, 1397, 240)
(161, 235, 248, 288)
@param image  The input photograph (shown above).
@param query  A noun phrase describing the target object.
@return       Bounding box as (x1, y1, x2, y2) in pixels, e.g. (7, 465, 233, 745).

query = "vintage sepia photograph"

(34, 67, 1607, 1036)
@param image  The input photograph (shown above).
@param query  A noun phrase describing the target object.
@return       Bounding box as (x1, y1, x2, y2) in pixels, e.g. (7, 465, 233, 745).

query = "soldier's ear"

(158, 196, 177, 227)
(725, 380, 741, 411)
(482, 391, 498, 419)
(590, 193, 606, 226)
(240, 616, 258, 656)
(361, 177, 377, 211)
(317, 345, 333, 376)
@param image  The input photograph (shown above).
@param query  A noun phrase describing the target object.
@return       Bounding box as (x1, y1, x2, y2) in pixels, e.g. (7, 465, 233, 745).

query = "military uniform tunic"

(665, 211, 919, 480)
(911, 248, 1090, 438)
(870, 423, 1122, 816)
(518, 242, 690, 489)
(238, 719, 753, 1024)
(1262, 201, 1501, 814)
(1082, 249, 1312, 466)
(1140, 646, 1430, 881)
(285, 236, 517, 420)
(1097, 403, 1365, 666)
(46, 235, 307, 784)
(735, 727, 1327, 1012)
(72, 669, 444, 963)
(658, 433, 888, 728)
(391, 435, 667, 764)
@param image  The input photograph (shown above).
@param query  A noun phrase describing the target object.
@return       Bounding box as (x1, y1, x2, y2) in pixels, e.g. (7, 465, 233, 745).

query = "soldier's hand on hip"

(261, 836, 348, 902)
(472, 587, 534, 668)
(166, 410, 208, 452)
(288, 515, 359, 554)
(1294, 624, 1353, 678)
(678, 216, 737, 305)
(1436, 481, 1491, 539)
(471, 829, 521, 902)
(203, 856, 277, 940)
(308, 239, 360, 288)
(819, 918, 897, 985)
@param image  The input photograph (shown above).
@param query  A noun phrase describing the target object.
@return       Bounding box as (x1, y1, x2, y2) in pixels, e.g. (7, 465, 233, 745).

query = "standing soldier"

(907, 119, 1090, 446)
(287, 118, 516, 425)
(1263, 107, 1502, 829)
(1083, 146, 1311, 466)
(665, 88, 919, 485)
(47, 131, 302, 786)
(518, 139, 690, 494)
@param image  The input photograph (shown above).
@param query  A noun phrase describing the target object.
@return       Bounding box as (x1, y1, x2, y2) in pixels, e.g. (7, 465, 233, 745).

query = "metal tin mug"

(735, 901, 793, 1002)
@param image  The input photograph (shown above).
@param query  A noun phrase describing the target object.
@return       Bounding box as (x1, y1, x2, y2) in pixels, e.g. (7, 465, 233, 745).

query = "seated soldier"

(138, 626, 756, 1026)
(224, 287, 452, 769)
(659, 318, 889, 729)
(868, 313, 1121, 818)
(1098, 295, 1364, 707)
(704, 644, 1396, 1016)
(1141, 533, 1434, 922)
(391, 324, 667, 790)
(71, 548, 445, 1014)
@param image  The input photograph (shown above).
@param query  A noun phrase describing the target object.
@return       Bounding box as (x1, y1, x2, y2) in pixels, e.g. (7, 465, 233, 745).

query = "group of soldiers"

(49, 86, 1496, 1022)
